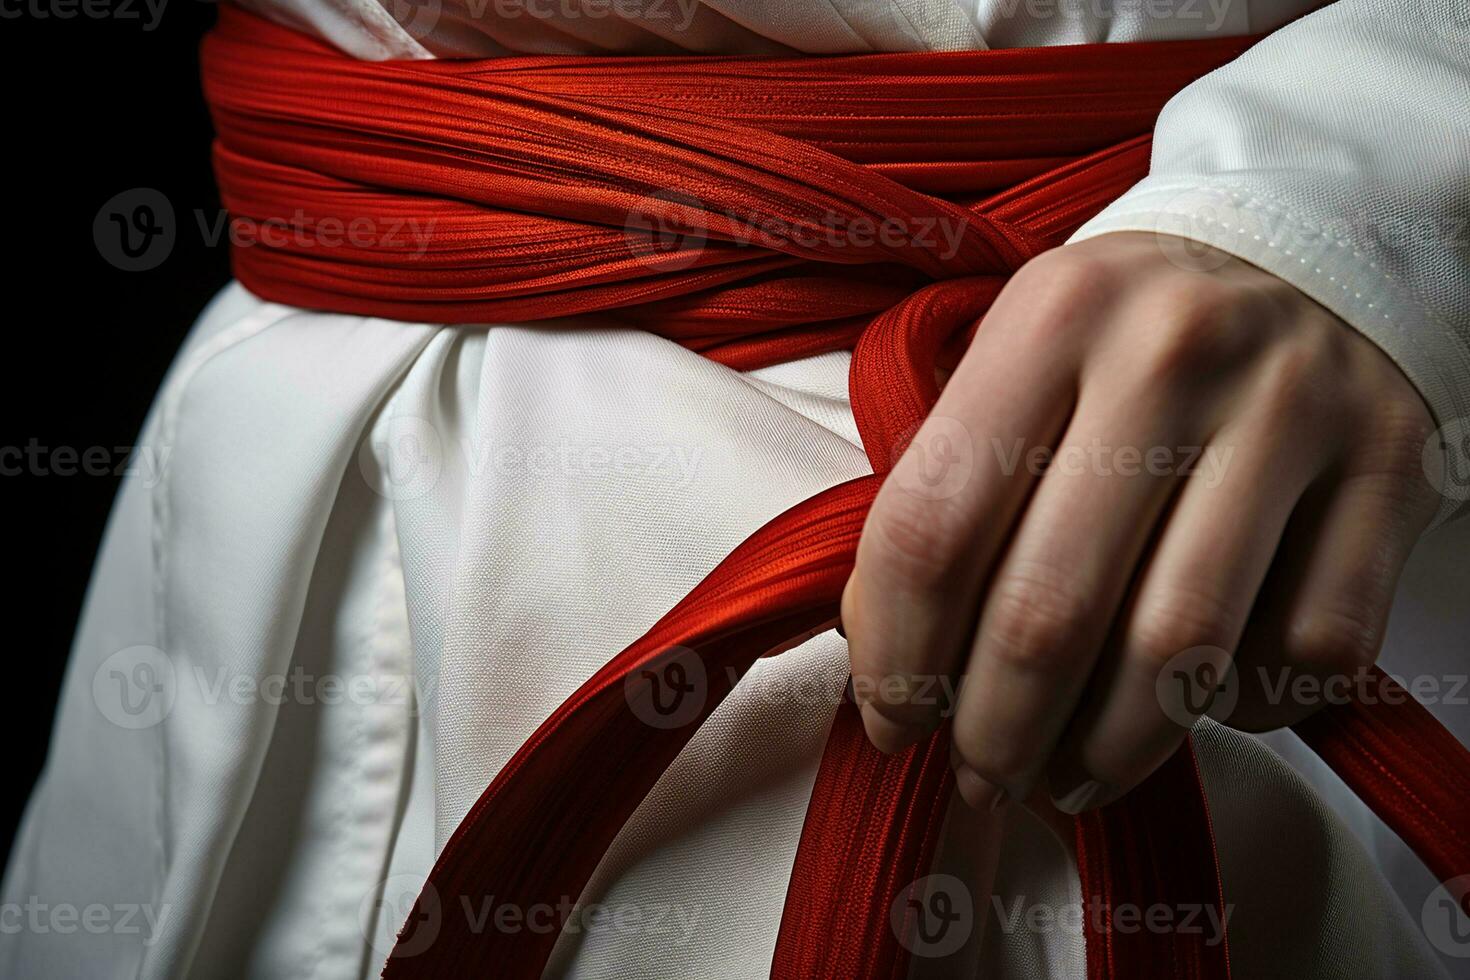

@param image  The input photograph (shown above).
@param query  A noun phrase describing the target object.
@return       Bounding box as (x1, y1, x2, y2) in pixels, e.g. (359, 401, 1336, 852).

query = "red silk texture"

(201, 8, 1470, 980)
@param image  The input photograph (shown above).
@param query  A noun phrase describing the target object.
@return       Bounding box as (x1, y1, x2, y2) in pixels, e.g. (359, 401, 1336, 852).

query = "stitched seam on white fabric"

(308, 543, 376, 980)
(322, 487, 409, 980)
(1083, 179, 1467, 417)
(338, 501, 398, 980)
(1094, 192, 1459, 420)
(143, 302, 295, 980)
(356, 492, 417, 980)
(1099, 199, 1464, 525)
(1103, 184, 1442, 348)
(1075, 178, 1470, 526)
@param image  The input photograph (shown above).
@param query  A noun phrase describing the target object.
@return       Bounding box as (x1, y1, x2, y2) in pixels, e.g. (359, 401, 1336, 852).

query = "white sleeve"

(1071, 0, 1470, 526)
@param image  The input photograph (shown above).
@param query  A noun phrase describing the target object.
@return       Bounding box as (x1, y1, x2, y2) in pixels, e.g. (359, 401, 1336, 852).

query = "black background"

(0, 0, 229, 862)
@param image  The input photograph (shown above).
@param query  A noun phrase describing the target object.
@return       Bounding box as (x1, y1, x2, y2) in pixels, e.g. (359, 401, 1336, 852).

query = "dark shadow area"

(0, 0, 230, 863)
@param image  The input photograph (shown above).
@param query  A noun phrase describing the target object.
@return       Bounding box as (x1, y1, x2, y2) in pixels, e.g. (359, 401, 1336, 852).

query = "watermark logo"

(94, 188, 175, 272)
(362, 874, 441, 959)
(1152, 187, 1268, 274)
(625, 190, 709, 273)
(1155, 645, 1239, 728)
(93, 653, 431, 728)
(625, 645, 707, 729)
(197, 209, 439, 257)
(384, 0, 442, 38)
(1252, 666, 1467, 713)
(989, 0, 1235, 32)
(890, 874, 973, 958)
(92, 645, 177, 730)
(0, 897, 172, 941)
(991, 894, 1231, 946)
(2, 0, 171, 32)
(892, 416, 976, 501)
(1423, 417, 1470, 503)
(360, 414, 444, 501)
(990, 437, 1233, 487)
(460, 0, 703, 30)
(849, 672, 958, 719)
(0, 439, 171, 486)
(465, 439, 705, 489)
(95, 189, 440, 272)
(1422, 876, 1470, 958)
(623, 193, 973, 274)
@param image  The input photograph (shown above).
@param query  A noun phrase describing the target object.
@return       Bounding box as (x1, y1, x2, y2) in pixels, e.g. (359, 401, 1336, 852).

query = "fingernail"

(859, 702, 928, 754)
(953, 765, 1009, 812)
(1052, 779, 1107, 815)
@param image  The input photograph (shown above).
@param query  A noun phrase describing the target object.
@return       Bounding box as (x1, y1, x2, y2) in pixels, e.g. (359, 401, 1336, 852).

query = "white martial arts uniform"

(4, 1, 1467, 978)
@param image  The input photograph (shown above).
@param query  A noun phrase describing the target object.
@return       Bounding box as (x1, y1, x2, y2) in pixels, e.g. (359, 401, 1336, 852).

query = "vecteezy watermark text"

(0, 439, 170, 486)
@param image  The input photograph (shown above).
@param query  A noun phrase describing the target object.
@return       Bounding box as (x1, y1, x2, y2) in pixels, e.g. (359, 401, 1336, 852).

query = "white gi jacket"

(4, 1, 1468, 977)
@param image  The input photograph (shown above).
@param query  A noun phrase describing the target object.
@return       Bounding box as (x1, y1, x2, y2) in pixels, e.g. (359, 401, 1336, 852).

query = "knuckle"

(1286, 607, 1383, 675)
(980, 563, 1092, 673)
(1253, 340, 1336, 425)
(1006, 249, 1115, 338)
(1128, 590, 1240, 668)
(1030, 248, 1115, 298)
(1247, 273, 1335, 337)
(863, 491, 971, 592)
(1131, 280, 1241, 384)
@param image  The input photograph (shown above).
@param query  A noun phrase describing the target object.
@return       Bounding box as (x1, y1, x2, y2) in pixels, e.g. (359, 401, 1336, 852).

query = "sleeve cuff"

(1070, 175, 1470, 529)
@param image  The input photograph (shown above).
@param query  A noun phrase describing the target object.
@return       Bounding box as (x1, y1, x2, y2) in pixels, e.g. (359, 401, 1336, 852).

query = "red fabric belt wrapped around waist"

(200, 6, 1470, 978)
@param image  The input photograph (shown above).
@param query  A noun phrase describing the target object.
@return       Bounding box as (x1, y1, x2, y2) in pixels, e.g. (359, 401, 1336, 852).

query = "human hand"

(841, 231, 1441, 814)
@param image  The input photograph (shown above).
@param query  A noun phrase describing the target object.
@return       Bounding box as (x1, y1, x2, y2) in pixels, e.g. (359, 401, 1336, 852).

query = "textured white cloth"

(5, 1, 1470, 978)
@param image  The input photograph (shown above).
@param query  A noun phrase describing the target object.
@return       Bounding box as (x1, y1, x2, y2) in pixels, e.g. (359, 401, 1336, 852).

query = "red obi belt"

(201, 7, 1470, 978)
